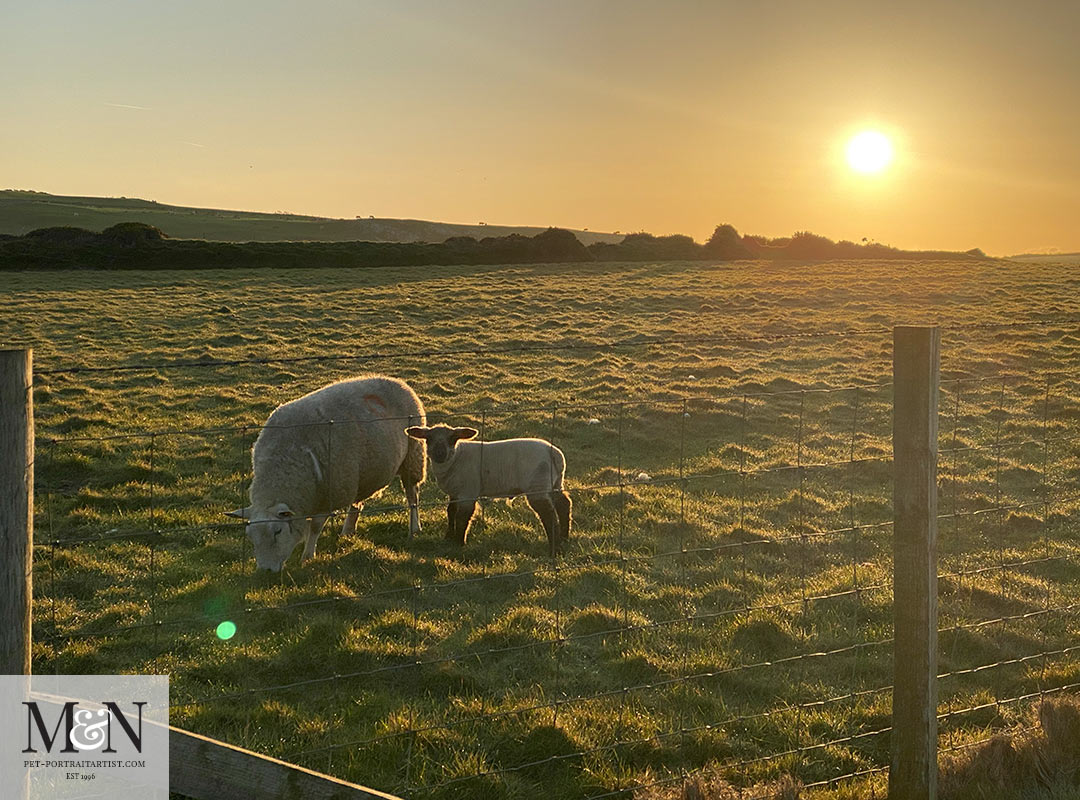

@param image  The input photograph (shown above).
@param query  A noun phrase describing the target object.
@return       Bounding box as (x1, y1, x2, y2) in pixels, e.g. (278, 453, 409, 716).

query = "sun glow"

(846, 130, 894, 174)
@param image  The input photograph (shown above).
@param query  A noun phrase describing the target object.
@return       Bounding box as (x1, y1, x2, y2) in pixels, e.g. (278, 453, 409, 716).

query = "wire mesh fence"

(23, 325, 1080, 798)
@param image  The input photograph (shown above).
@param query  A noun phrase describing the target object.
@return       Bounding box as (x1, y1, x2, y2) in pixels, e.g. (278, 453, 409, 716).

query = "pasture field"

(2, 258, 1079, 798)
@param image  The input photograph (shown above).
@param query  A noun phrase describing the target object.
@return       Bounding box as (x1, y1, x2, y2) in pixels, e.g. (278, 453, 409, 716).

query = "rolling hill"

(1006, 251, 1080, 265)
(0, 190, 622, 245)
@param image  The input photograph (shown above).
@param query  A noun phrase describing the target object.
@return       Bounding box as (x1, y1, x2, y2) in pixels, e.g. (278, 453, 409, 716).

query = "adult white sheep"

(227, 376, 426, 571)
(404, 424, 571, 557)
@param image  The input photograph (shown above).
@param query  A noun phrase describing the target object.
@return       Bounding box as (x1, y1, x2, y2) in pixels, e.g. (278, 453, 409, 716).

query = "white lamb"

(227, 375, 426, 571)
(404, 424, 571, 556)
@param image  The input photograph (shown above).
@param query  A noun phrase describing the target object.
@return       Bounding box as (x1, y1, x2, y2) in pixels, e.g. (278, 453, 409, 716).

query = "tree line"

(0, 221, 985, 271)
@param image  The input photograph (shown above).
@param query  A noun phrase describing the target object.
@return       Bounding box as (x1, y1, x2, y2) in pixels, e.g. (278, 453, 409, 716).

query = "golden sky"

(4, 0, 1078, 255)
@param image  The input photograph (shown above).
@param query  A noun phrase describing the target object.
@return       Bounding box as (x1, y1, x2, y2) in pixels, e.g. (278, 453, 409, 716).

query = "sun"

(846, 130, 894, 174)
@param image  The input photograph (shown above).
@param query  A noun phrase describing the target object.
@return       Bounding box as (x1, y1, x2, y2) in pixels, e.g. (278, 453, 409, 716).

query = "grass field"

(2, 258, 1079, 799)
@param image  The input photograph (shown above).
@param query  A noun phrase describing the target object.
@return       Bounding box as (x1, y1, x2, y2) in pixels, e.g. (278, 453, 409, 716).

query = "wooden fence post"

(890, 327, 939, 800)
(0, 348, 33, 676)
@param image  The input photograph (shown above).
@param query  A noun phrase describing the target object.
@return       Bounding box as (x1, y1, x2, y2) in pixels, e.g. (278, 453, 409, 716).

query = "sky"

(3, 0, 1079, 255)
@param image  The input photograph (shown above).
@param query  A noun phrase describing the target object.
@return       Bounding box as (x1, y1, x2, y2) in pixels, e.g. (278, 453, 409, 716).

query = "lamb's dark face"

(424, 428, 458, 463)
(405, 424, 478, 464)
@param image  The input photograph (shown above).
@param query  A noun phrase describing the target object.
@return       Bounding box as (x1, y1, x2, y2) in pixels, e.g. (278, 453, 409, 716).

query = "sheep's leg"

(553, 491, 572, 543)
(301, 514, 328, 561)
(447, 499, 475, 545)
(341, 502, 362, 538)
(526, 494, 560, 557)
(400, 435, 426, 538)
(403, 479, 421, 538)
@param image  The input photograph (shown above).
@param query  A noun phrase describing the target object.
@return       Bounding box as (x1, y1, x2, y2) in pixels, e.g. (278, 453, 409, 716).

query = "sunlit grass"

(3, 258, 1079, 798)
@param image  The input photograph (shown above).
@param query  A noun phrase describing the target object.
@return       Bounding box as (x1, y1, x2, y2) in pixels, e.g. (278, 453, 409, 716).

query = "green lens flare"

(216, 620, 237, 640)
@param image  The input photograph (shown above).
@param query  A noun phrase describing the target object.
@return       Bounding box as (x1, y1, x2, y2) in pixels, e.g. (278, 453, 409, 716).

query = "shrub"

(100, 222, 167, 245)
(703, 224, 754, 260)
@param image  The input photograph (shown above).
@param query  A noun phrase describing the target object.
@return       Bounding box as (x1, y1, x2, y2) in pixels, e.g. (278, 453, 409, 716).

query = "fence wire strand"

(26, 327, 1080, 798)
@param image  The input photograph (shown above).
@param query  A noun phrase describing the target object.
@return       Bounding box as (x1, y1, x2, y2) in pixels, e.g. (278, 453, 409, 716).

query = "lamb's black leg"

(527, 494, 560, 557)
(447, 499, 475, 546)
(453, 498, 475, 541)
(445, 502, 457, 543)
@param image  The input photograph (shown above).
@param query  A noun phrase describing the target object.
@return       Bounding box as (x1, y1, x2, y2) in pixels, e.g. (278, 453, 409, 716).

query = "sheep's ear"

(453, 427, 479, 441)
(405, 426, 430, 440)
(225, 506, 252, 520)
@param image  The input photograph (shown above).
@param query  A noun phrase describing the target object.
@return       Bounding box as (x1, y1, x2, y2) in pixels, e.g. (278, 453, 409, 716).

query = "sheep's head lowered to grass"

(226, 503, 305, 572)
(405, 424, 478, 464)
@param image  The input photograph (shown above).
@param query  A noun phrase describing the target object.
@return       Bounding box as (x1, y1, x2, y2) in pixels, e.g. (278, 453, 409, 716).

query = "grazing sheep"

(404, 424, 571, 556)
(227, 376, 426, 571)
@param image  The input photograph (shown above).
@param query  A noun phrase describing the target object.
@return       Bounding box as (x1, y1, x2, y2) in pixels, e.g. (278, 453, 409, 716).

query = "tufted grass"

(1, 257, 1079, 799)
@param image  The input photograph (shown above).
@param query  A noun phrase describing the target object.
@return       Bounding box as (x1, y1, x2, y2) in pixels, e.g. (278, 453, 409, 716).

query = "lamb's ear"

(405, 426, 431, 440)
(453, 427, 479, 441)
(225, 506, 252, 520)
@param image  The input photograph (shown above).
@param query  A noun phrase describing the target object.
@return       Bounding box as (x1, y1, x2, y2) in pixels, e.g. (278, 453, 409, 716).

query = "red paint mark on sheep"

(364, 394, 388, 415)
